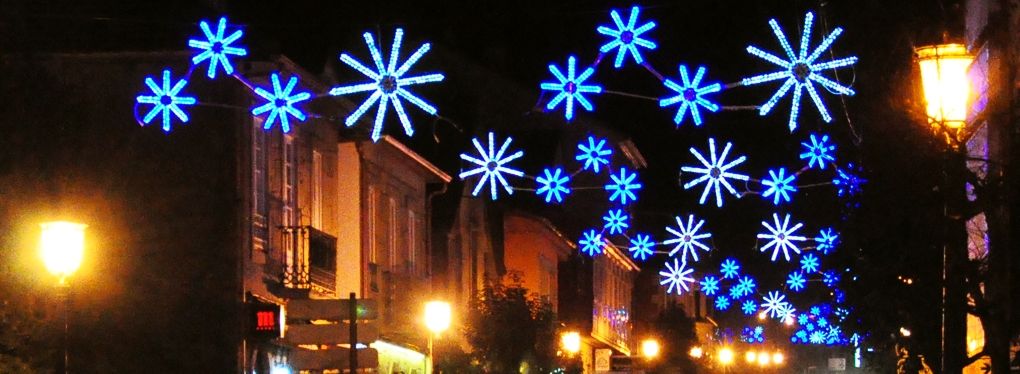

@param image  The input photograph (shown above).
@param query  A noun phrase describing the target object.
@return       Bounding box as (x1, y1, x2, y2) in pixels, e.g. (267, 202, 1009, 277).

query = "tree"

(462, 272, 557, 374)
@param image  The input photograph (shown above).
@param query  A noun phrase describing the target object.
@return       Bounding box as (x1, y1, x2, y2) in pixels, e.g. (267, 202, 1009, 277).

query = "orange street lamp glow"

(772, 352, 785, 365)
(641, 339, 660, 358)
(915, 44, 972, 131)
(719, 348, 734, 364)
(689, 346, 703, 358)
(561, 332, 581, 354)
(746, 351, 757, 363)
(757, 351, 770, 366)
(40, 221, 87, 283)
(424, 301, 451, 333)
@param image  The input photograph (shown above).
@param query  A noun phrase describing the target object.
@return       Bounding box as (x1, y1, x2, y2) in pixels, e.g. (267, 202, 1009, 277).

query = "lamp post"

(40, 221, 87, 374)
(424, 301, 450, 374)
(916, 43, 973, 374)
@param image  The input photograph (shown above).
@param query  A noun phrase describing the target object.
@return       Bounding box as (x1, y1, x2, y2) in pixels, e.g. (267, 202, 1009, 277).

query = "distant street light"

(689, 346, 703, 359)
(561, 332, 581, 355)
(901, 327, 912, 337)
(718, 347, 734, 365)
(424, 301, 451, 374)
(757, 351, 770, 366)
(641, 339, 660, 359)
(772, 352, 785, 365)
(40, 221, 87, 374)
(746, 351, 757, 363)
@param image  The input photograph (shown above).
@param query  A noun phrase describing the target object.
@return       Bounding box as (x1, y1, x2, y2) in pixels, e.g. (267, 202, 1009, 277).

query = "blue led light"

(761, 291, 788, 319)
(188, 16, 247, 79)
(823, 269, 840, 287)
(815, 228, 840, 255)
(742, 300, 758, 315)
(817, 317, 829, 328)
(720, 258, 740, 279)
(798, 314, 810, 326)
(659, 258, 695, 295)
(800, 133, 836, 169)
(810, 306, 821, 315)
(758, 213, 808, 262)
(540, 56, 602, 121)
(459, 132, 524, 200)
(728, 285, 744, 299)
(733, 276, 757, 298)
(576, 136, 613, 173)
(761, 167, 797, 205)
(810, 331, 826, 344)
(136, 69, 197, 132)
(682, 138, 749, 208)
(787, 271, 806, 291)
(628, 233, 655, 261)
(252, 73, 311, 133)
(536, 167, 571, 203)
(329, 28, 445, 142)
(800, 253, 820, 273)
(597, 6, 657, 68)
(779, 304, 798, 321)
(659, 65, 721, 126)
(742, 12, 858, 132)
(603, 208, 630, 235)
(605, 167, 642, 204)
(579, 229, 605, 256)
(700, 275, 720, 296)
(715, 295, 731, 311)
(663, 214, 711, 263)
(834, 163, 866, 198)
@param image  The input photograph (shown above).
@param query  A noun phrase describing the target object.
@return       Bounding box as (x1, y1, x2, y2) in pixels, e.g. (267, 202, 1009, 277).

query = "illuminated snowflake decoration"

(761, 168, 797, 205)
(682, 138, 749, 208)
(834, 163, 866, 198)
(536, 167, 571, 204)
(659, 65, 721, 127)
(742, 300, 758, 315)
(815, 227, 840, 255)
(779, 304, 798, 322)
(459, 132, 524, 200)
(576, 136, 613, 173)
(540, 56, 602, 121)
(787, 271, 806, 291)
(715, 295, 731, 311)
(809, 331, 826, 344)
(329, 28, 445, 141)
(579, 229, 605, 257)
(720, 258, 740, 279)
(761, 291, 789, 319)
(742, 12, 858, 131)
(603, 209, 630, 235)
(597, 6, 657, 68)
(798, 314, 810, 326)
(732, 276, 757, 298)
(188, 17, 247, 79)
(810, 306, 822, 315)
(628, 233, 655, 261)
(800, 133, 836, 169)
(659, 258, 696, 295)
(136, 69, 197, 132)
(605, 167, 642, 204)
(758, 213, 808, 261)
(728, 284, 744, 299)
(664, 214, 712, 262)
(822, 270, 840, 287)
(700, 275, 721, 296)
(252, 73, 311, 133)
(800, 253, 820, 273)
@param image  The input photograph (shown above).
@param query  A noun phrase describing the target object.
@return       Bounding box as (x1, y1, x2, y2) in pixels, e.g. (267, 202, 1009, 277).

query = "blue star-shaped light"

(188, 17, 247, 79)
(742, 12, 858, 132)
(603, 209, 630, 235)
(810, 331, 827, 344)
(700, 275, 720, 296)
(758, 213, 807, 262)
(682, 138, 749, 208)
(827, 325, 842, 340)
(136, 69, 197, 132)
(605, 167, 642, 204)
(787, 271, 806, 291)
(779, 304, 798, 322)
(659, 258, 695, 295)
(720, 258, 740, 279)
(800, 133, 836, 169)
(817, 317, 829, 328)
(628, 233, 655, 261)
(329, 28, 445, 142)
(823, 269, 840, 287)
(834, 163, 866, 198)
(659, 65, 721, 126)
(815, 227, 840, 255)
(806, 322, 816, 332)
(761, 291, 788, 319)
(459, 132, 524, 200)
(715, 295, 731, 311)
(810, 306, 822, 315)
(834, 288, 846, 304)
(540, 56, 602, 121)
(796, 330, 809, 341)
(597, 6, 657, 68)
(579, 229, 605, 257)
(761, 168, 797, 205)
(728, 284, 745, 299)
(536, 167, 571, 203)
(800, 253, 820, 273)
(252, 73, 311, 133)
(734, 276, 757, 297)
(663, 214, 712, 262)
(742, 300, 758, 315)
(576, 136, 613, 173)
(798, 314, 810, 326)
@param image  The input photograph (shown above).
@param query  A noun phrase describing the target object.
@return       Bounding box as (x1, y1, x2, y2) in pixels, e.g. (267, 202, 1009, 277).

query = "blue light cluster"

(742, 326, 766, 344)
(715, 295, 731, 311)
(659, 258, 696, 295)
(603, 209, 630, 235)
(823, 269, 840, 287)
(663, 214, 712, 263)
(801, 253, 820, 273)
(720, 258, 741, 279)
(758, 213, 807, 262)
(834, 163, 866, 198)
(682, 138, 749, 208)
(579, 229, 605, 257)
(136, 69, 197, 132)
(576, 136, 613, 173)
(761, 167, 797, 205)
(329, 28, 445, 142)
(659, 65, 721, 127)
(597, 6, 658, 68)
(536, 167, 571, 204)
(760, 291, 789, 319)
(791, 304, 851, 345)
(700, 275, 721, 296)
(606, 167, 642, 204)
(733, 276, 757, 298)
(741, 300, 758, 315)
(252, 73, 311, 133)
(787, 271, 806, 291)
(459, 132, 524, 200)
(800, 133, 836, 169)
(815, 228, 840, 255)
(628, 233, 655, 261)
(742, 12, 858, 132)
(540, 56, 602, 121)
(188, 17, 247, 79)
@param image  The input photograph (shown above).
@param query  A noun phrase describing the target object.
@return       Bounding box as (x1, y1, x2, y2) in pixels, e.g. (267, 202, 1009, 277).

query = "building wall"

(503, 212, 574, 313)
(591, 244, 639, 356)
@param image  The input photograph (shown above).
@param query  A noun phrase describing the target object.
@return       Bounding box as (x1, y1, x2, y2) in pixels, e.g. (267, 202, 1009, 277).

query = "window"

(282, 135, 296, 226)
(408, 210, 418, 274)
(252, 118, 268, 256)
(312, 150, 322, 228)
(368, 185, 378, 264)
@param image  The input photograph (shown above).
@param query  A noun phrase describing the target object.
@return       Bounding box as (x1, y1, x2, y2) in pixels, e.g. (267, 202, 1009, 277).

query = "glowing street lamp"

(641, 339, 660, 359)
(915, 44, 973, 137)
(424, 301, 450, 374)
(746, 351, 757, 363)
(718, 347, 734, 365)
(40, 221, 86, 374)
(689, 346, 703, 359)
(772, 352, 785, 365)
(561, 332, 581, 354)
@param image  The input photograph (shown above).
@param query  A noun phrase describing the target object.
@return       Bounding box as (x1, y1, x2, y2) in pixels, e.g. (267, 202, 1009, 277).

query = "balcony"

(279, 226, 338, 297)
